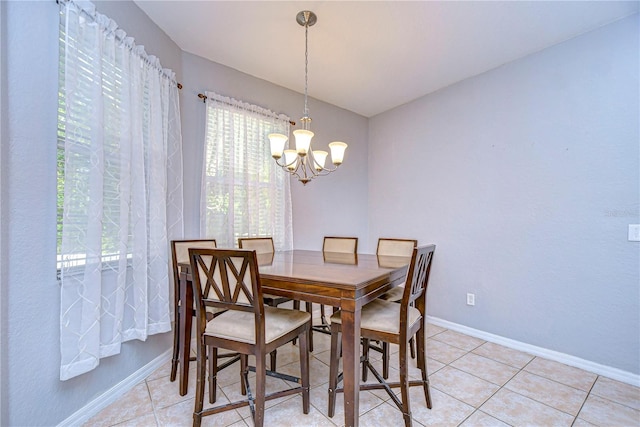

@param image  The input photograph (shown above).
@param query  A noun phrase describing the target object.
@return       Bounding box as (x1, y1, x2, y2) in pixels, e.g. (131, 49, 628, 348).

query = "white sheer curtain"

(58, 0, 184, 380)
(201, 92, 293, 250)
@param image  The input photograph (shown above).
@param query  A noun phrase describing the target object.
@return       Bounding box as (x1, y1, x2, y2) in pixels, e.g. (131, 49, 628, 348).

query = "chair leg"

(399, 339, 412, 427)
(208, 346, 217, 403)
(292, 300, 300, 345)
(409, 336, 416, 359)
(362, 338, 370, 382)
(254, 354, 267, 427)
(305, 302, 314, 352)
(382, 341, 390, 380)
(193, 340, 206, 427)
(416, 328, 432, 409)
(320, 304, 328, 327)
(327, 325, 341, 418)
(299, 328, 310, 414)
(170, 305, 180, 382)
(240, 354, 248, 396)
(264, 300, 279, 371)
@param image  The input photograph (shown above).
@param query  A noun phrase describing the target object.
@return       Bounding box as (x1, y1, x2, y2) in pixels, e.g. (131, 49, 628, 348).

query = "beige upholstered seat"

(329, 299, 421, 336)
(238, 237, 295, 371)
(170, 239, 237, 382)
(328, 244, 436, 427)
(190, 248, 311, 427)
(205, 305, 310, 344)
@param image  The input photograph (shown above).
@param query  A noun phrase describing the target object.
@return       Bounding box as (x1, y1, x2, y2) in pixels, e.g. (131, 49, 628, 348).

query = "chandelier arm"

(273, 157, 289, 168)
(308, 148, 341, 173)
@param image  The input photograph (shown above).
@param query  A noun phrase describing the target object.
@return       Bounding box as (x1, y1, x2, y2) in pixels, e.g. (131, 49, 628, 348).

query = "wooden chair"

(170, 239, 239, 382)
(327, 244, 436, 427)
(238, 237, 294, 371)
(307, 237, 358, 350)
(189, 248, 311, 427)
(374, 238, 418, 378)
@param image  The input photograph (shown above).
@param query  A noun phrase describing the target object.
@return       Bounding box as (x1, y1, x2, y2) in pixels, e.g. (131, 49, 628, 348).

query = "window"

(201, 92, 293, 250)
(57, 0, 183, 380)
(55, 19, 131, 270)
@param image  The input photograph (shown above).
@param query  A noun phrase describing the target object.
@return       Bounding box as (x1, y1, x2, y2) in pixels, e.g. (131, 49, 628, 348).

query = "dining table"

(177, 249, 411, 427)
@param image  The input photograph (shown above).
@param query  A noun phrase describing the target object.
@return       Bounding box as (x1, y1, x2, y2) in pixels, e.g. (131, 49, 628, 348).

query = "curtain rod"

(197, 93, 295, 126)
(57, 0, 182, 89)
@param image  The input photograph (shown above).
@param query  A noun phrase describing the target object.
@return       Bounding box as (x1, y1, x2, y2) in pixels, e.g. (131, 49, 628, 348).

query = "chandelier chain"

(304, 22, 309, 120)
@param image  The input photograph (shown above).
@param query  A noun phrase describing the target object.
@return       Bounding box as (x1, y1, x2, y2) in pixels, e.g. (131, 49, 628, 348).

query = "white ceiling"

(134, 1, 639, 118)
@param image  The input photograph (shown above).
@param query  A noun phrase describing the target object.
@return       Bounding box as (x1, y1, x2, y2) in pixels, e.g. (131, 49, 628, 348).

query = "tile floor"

(85, 314, 640, 427)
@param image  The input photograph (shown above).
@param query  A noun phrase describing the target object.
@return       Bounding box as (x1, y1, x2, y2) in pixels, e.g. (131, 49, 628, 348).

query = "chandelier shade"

(268, 10, 348, 185)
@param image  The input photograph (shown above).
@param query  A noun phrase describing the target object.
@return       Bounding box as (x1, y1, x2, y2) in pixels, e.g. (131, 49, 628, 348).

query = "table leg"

(179, 271, 192, 396)
(341, 306, 361, 427)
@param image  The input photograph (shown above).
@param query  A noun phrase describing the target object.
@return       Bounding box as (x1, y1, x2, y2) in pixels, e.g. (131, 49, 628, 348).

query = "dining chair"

(327, 244, 436, 427)
(238, 237, 295, 371)
(307, 237, 359, 348)
(375, 238, 418, 378)
(189, 248, 311, 427)
(170, 239, 240, 382)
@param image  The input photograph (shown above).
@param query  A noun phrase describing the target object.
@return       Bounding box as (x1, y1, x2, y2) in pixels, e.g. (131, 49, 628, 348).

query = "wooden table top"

(255, 250, 410, 289)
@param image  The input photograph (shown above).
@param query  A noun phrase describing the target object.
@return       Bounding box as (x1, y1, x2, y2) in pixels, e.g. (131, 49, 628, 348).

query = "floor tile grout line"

(586, 381, 640, 412)
(145, 379, 164, 427)
(508, 356, 576, 419)
(457, 349, 525, 425)
(442, 345, 539, 427)
(489, 356, 590, 423)
(444, 351, 522, 388)
(570, 374, 599, 427)
(522, 357, 598, 393)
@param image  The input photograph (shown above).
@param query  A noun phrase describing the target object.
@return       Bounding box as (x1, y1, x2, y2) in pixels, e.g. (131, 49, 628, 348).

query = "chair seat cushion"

(378, 286, 404, 302)
(330, 299, 421, 336)
(205, 305, 310, 345)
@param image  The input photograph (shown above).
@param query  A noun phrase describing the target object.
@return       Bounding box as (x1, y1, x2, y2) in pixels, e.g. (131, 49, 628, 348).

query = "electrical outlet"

(466, 293, 475, 306)
(629, 225, 640, 242)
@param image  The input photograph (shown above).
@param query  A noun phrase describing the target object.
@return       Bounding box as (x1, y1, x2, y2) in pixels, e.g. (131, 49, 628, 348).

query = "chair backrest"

(171, 239, 217, 285)
(322, 236, 358, 254)
(189, 248, 263, 317)
(376, 238, 417, 257)
(401, 244, 436, 314)
(238, 237, 275, 255)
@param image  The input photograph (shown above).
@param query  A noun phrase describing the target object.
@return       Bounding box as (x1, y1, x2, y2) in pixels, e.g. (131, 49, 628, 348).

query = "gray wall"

(0, 2, 181, 425)
(179, 52, 369, 249)
(367, 14, 640, 374)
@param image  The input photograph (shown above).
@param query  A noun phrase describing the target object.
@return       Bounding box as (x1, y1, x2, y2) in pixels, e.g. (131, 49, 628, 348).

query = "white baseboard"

(57, 350, 172, 427)
(427, 316, 640, 387)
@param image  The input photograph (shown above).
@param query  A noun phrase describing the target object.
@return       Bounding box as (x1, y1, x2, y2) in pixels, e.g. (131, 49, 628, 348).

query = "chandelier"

(268, 11, 348, 185)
